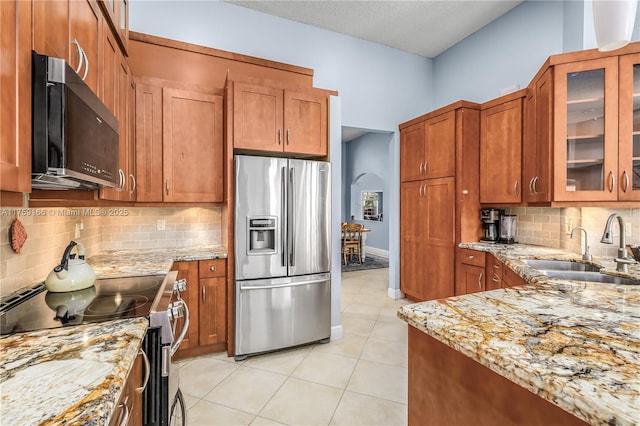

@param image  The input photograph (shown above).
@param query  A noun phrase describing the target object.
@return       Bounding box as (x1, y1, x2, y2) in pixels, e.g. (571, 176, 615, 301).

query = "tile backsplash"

(0, 207, 222, 297)
(505, 207, 639, 258)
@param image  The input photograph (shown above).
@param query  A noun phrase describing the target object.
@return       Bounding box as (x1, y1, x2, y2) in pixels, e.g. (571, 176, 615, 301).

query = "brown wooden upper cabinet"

(100, 56, 135, 201)
(553, 57, 619, 202)
(480, 91, 525, 204)
(400, 110, 455, 182)
(523, 69, 553, 203)
(1, 0, 31, 194)
(97, 0, 129, 55)
(618, 52, 640, 201)
(135, 79, 224, 203)
(233, 83, 328, 156)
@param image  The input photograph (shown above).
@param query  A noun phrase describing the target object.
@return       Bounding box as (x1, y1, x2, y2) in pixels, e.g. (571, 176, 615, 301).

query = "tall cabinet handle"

(608, 171, 615, 193)
(622, 170, 629, 193)
(129, 174, 136, 195)
(513, 180, 518, 197)
(478, 273, 483, 289)
(80, 46, 89, 80)
(72, 39, 84, 74)
(278, 129, 282, 145)
(202, 286, 206, 303)
(281, 167, 287, 267)
(287, 129, 291, 145)
(419, 162, 423, 175)
(166, 180, 170, 196)
(288, 167, 295, 266)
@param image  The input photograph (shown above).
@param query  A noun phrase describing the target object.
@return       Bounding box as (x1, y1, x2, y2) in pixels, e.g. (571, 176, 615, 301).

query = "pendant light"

(593, 0, 638, 51)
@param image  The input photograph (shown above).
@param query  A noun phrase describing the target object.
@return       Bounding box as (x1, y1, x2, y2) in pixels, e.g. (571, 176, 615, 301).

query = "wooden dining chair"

(342, 223, 363, 265)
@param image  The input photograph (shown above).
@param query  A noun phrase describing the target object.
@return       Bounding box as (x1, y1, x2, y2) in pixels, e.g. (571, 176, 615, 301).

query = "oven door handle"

(170, 300, 190, 357)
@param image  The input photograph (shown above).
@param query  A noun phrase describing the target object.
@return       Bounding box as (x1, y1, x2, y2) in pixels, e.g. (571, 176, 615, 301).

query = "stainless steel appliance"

(499, 214, 517, 244)
(0, 272, 189, 426)
(480, 208, 502, 242)
(32, 51, 119, 190)
(234, 155, 331, 360)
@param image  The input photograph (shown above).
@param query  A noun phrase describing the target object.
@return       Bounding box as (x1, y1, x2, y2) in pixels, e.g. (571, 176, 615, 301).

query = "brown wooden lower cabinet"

(173, 259, 227, 359)
(455, 248, 486, 295)
(110, 349, 143, 426)
(408, 325, 588, 426)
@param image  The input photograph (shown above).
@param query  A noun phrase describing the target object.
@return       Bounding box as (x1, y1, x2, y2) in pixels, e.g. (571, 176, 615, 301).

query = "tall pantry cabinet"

(399, 102, 481, 301)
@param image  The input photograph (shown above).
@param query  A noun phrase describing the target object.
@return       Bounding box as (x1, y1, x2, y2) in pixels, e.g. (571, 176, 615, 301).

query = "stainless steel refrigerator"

(234, 155, 331, 360)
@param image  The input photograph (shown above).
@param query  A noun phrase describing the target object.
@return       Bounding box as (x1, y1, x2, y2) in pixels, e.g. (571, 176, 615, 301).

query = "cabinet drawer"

(199, 259, 226, 278)
(459, 249, 485, 267)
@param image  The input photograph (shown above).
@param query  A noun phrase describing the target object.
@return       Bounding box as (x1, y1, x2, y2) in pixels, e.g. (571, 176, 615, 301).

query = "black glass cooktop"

(0, 275, 166, 336)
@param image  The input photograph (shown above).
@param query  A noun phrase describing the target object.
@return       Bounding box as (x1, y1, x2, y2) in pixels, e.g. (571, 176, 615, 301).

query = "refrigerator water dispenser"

(247, 217, 277, 254)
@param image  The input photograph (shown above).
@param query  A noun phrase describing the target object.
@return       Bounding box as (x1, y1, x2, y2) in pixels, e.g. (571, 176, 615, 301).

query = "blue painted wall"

(432, 1, 564, 108)
(129, 1, 434, 130)
(342, 132, 393, 251)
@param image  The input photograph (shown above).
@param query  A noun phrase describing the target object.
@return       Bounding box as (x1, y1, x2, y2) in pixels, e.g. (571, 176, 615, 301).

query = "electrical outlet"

(157, 219, 166, 231)
(74, 222, 84, 239)
(564, 218, 574, 235)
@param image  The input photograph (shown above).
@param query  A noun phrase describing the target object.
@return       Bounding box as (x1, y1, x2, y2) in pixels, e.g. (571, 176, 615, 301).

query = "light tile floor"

(177, 268, 411, 426)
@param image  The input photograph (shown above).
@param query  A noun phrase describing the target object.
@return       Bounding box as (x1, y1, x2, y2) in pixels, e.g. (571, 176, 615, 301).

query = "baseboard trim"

(330, 325, 344, 341)
(366, 247, 389, 259)
(388, 287, 404, 300)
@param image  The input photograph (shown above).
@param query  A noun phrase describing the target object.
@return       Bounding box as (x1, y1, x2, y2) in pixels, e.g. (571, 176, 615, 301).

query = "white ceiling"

(226, 0, 523, 58)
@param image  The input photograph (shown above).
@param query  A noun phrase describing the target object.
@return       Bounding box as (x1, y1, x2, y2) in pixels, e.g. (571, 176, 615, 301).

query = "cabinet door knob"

(210, 266, 216, 272)
(468, 255, 474, 259)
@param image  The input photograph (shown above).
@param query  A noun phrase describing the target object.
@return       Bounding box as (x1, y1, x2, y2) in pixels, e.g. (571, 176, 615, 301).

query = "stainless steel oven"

(0, 271, 190, 426)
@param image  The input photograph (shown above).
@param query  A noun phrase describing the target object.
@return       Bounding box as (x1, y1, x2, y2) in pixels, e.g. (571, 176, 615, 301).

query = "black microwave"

(32, 51, 119, 190)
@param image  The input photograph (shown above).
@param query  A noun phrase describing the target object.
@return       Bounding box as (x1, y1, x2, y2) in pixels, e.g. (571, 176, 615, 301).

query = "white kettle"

(45, 241, 96, 292)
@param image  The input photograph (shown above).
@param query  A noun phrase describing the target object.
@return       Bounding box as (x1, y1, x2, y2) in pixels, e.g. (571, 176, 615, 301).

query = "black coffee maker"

(480, 208, 503, 242)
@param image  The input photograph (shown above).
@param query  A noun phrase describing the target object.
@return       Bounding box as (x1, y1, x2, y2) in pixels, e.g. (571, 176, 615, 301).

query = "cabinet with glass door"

(619, 52, 640, 201)
(553, 57, 618, 201)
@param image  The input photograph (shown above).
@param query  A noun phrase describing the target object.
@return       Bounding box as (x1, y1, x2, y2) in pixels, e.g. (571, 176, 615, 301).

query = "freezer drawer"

(234, 273, 331, 358)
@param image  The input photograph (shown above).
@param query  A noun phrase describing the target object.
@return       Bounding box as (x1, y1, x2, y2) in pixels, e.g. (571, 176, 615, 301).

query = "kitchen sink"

(539, 270, 639, 285)
(521, 259, 601, 272)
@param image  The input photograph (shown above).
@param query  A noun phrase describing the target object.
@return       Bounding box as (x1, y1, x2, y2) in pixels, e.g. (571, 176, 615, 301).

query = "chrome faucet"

(600, 213, 637, 273)
(570, 227, 592, 261)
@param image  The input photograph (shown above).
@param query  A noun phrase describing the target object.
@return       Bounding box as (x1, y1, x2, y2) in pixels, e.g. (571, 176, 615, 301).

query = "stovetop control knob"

(173, 279, 187, 293)
(168, 300, 185, 321)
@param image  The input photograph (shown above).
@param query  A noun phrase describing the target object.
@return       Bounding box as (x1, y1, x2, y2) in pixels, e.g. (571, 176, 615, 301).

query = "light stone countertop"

(0, 245, 228, 425)
(0, 318, 147, 425)
(88, 245, 228, 278)
(398, 242, 640, 426)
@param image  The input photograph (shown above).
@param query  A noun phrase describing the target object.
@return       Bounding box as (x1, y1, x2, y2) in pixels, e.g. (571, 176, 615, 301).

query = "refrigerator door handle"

(240, 278, 327, 291)
(288, 167, 295, 267)
(281, 166, 287, 268)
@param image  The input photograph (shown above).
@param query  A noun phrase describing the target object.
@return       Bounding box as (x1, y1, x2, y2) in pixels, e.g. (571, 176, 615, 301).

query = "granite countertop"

(88, 245, 228, 278)
(0, 245, 228, 425)
(0, 318, 147, 425)
(398, 242, 640, 426)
